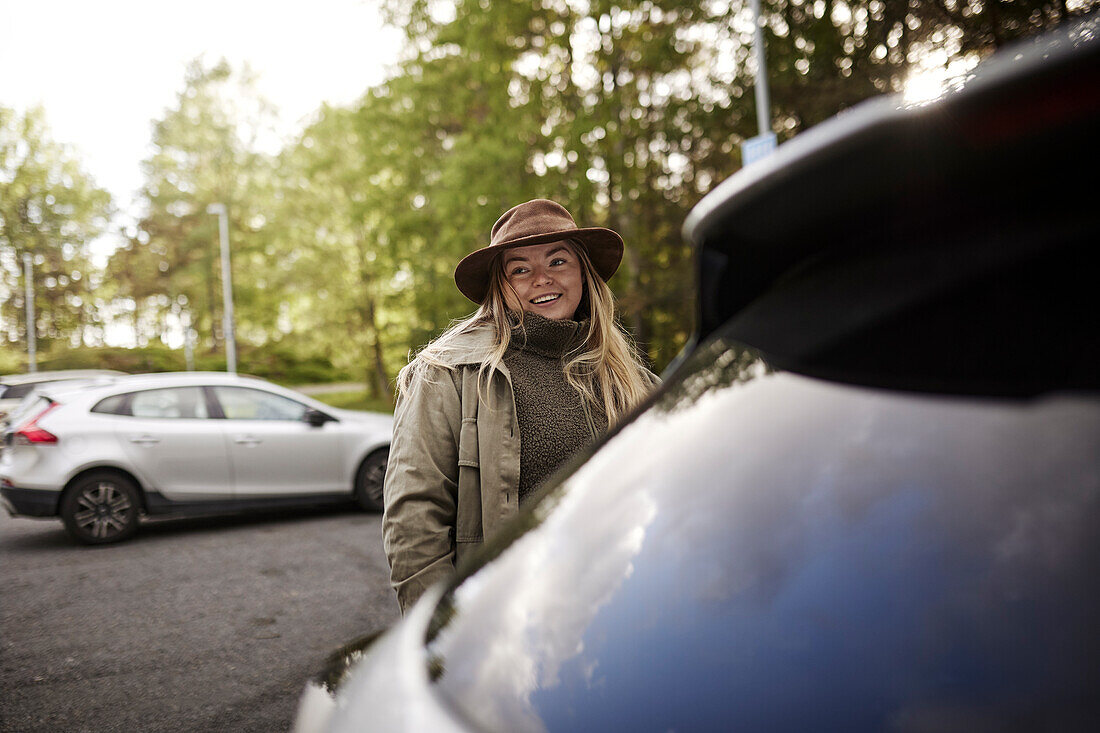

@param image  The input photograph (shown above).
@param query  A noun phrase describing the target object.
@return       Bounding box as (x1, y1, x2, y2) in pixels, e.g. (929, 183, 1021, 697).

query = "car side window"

(129, 387, 210, 419)
(211, 386, 309, 421)
(91, 394, 130, 416)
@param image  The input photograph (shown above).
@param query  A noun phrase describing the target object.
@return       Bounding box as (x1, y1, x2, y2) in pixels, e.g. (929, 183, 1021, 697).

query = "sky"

(1, 0, 404, 258)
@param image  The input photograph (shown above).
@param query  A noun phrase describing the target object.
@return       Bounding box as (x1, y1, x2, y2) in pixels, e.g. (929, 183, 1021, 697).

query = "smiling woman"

(380, 199, 659, 614)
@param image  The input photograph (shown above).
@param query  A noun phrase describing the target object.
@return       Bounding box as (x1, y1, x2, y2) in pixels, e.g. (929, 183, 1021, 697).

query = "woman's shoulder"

(428, 322, 498, 367)
(402, 321, 499, 377)
(398, 322, 501, 398)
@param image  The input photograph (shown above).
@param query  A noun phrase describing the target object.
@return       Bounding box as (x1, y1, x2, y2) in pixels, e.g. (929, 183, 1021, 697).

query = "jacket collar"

(433, 323, 503, 369)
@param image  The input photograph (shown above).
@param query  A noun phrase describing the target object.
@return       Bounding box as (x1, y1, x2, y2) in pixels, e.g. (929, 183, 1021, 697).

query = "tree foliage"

(267, 105, 413, 400)
(6, 1, 1095, 380)
(105, 59, 280, 352)
(1, 106, 113, 350)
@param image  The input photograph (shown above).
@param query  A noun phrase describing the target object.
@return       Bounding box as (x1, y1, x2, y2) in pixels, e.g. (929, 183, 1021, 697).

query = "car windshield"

(422, 333, 1100, 732)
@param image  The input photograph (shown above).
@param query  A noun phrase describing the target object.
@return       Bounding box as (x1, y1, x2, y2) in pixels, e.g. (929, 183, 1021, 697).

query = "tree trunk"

(987, 0, 1005, 49)
(362, 294, 391, 404)
(131, 301, 141, 347)
(354, 230, 393, 405)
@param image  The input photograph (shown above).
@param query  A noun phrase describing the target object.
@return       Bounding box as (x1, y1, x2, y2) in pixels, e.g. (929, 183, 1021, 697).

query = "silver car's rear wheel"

(353, 449, 389, 512)
(60, 472, 141, 544)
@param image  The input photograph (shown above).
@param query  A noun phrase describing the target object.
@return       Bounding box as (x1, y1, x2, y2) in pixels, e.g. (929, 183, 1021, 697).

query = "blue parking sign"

(741, 133, 777, 166)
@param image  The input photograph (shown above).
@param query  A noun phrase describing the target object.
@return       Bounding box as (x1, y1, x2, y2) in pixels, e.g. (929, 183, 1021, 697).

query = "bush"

(7, 343, 354, 386)
(35, 345, 185, 374)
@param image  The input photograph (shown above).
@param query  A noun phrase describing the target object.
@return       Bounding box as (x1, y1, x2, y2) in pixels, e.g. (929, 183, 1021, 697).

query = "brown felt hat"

(454, 199, 624, 304)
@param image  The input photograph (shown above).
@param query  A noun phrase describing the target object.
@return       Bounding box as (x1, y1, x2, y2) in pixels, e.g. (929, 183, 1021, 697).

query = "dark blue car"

(295, 13, 1100, 732)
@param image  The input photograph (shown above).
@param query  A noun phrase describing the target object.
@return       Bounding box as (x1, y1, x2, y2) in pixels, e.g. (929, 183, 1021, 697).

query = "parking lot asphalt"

(0, 503, 400, 732)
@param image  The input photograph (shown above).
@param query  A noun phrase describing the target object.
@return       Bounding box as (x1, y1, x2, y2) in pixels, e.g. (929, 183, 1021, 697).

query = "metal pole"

(23, 253, 37, 373)
(207, 203, 236, 374)
(750, 0, 773, 137)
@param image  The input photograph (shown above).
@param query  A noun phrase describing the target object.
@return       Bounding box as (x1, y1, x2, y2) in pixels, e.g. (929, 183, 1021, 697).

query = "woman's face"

(501, 240, 585, 321)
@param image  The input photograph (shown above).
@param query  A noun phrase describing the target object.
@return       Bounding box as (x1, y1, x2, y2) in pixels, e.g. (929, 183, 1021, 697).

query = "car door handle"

(234, 436, 262, 446)
(128, 435, 160, 446)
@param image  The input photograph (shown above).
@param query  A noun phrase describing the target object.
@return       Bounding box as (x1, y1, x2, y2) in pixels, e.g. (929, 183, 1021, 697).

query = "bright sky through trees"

(0, 0, 402, 260)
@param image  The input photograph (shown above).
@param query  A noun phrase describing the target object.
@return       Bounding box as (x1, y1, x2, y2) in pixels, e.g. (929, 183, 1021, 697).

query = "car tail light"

(15, 402, 61, 445)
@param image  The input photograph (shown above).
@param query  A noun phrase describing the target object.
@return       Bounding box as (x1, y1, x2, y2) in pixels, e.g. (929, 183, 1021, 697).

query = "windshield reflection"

(426, 439, 660, 732)
(425, 334, 1100, 732)
(424, 336, 769, 730)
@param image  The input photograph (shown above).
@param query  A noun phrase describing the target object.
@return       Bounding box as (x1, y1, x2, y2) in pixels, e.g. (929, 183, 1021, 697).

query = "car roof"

(0, 369, 124, 386)
(36, 371, 279, 400)
(682, 13, 1099, 397)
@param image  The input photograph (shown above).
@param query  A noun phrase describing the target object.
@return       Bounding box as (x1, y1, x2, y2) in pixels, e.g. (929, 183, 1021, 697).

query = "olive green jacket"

(382, 325, 521, 614)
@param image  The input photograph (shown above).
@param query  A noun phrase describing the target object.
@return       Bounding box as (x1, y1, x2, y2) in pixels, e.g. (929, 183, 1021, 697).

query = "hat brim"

(454, 227, 624, 304)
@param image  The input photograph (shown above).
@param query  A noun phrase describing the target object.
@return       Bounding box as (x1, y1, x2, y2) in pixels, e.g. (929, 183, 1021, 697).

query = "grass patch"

(311, 390, 394, 414)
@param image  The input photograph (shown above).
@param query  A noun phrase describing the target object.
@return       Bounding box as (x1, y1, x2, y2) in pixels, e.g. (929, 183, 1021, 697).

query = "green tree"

(1, 106, 113, 353)
(59, 0, 1092, 387)
(365, 0, 1095, 371)
(370, 0, 748, 369)
(108, 59, 280, 352)
(268, 105, 413, 401)
(338, 9, 551, 359)
(750, 0, 1099, 134)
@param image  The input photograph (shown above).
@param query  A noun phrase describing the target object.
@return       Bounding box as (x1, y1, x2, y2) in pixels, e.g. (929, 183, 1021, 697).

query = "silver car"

(0, 372, 392, 544)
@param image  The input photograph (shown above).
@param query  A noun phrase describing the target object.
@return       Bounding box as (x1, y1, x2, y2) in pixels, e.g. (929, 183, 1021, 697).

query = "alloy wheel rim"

(365, 459, 386, 502)
(73, 483, 132, 539)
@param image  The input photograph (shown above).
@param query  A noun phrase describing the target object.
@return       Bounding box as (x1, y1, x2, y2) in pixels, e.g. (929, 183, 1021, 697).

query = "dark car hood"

(423, 340, 1100, 732)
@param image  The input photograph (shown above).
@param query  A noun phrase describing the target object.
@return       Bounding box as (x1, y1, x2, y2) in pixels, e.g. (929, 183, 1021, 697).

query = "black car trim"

(142, 490, 354, 516)
(1, 484, 360, 521)
(0, 486, 61, 517)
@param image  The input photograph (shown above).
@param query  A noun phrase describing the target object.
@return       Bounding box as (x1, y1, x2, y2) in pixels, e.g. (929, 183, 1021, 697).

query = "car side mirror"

(305, 409, 330, 427)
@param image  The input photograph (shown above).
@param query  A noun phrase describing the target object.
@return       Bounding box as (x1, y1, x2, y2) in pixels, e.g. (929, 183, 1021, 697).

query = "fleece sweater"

(503, 313, 608, 505)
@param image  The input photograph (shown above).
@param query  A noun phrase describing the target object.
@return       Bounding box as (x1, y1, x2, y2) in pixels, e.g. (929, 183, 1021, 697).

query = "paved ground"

(0, 504, 400, 732)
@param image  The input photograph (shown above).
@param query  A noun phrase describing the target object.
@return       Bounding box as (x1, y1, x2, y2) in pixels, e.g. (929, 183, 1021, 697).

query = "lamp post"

(741, 0, 777, 166)
(206, 203, 237, 374)
(750, 0, 773, 139)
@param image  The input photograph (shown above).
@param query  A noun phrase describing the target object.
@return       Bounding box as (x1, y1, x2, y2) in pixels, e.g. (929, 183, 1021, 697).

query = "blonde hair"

(397, 242, 653, 427)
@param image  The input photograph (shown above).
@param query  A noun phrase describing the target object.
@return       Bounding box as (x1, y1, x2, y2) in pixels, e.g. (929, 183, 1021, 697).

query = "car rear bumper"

(0, 485, 60, 517)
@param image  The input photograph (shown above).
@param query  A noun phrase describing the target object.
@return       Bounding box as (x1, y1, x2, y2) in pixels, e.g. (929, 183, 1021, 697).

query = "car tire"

(353, 448, 389, 512)
(60, 471, 142, 545)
